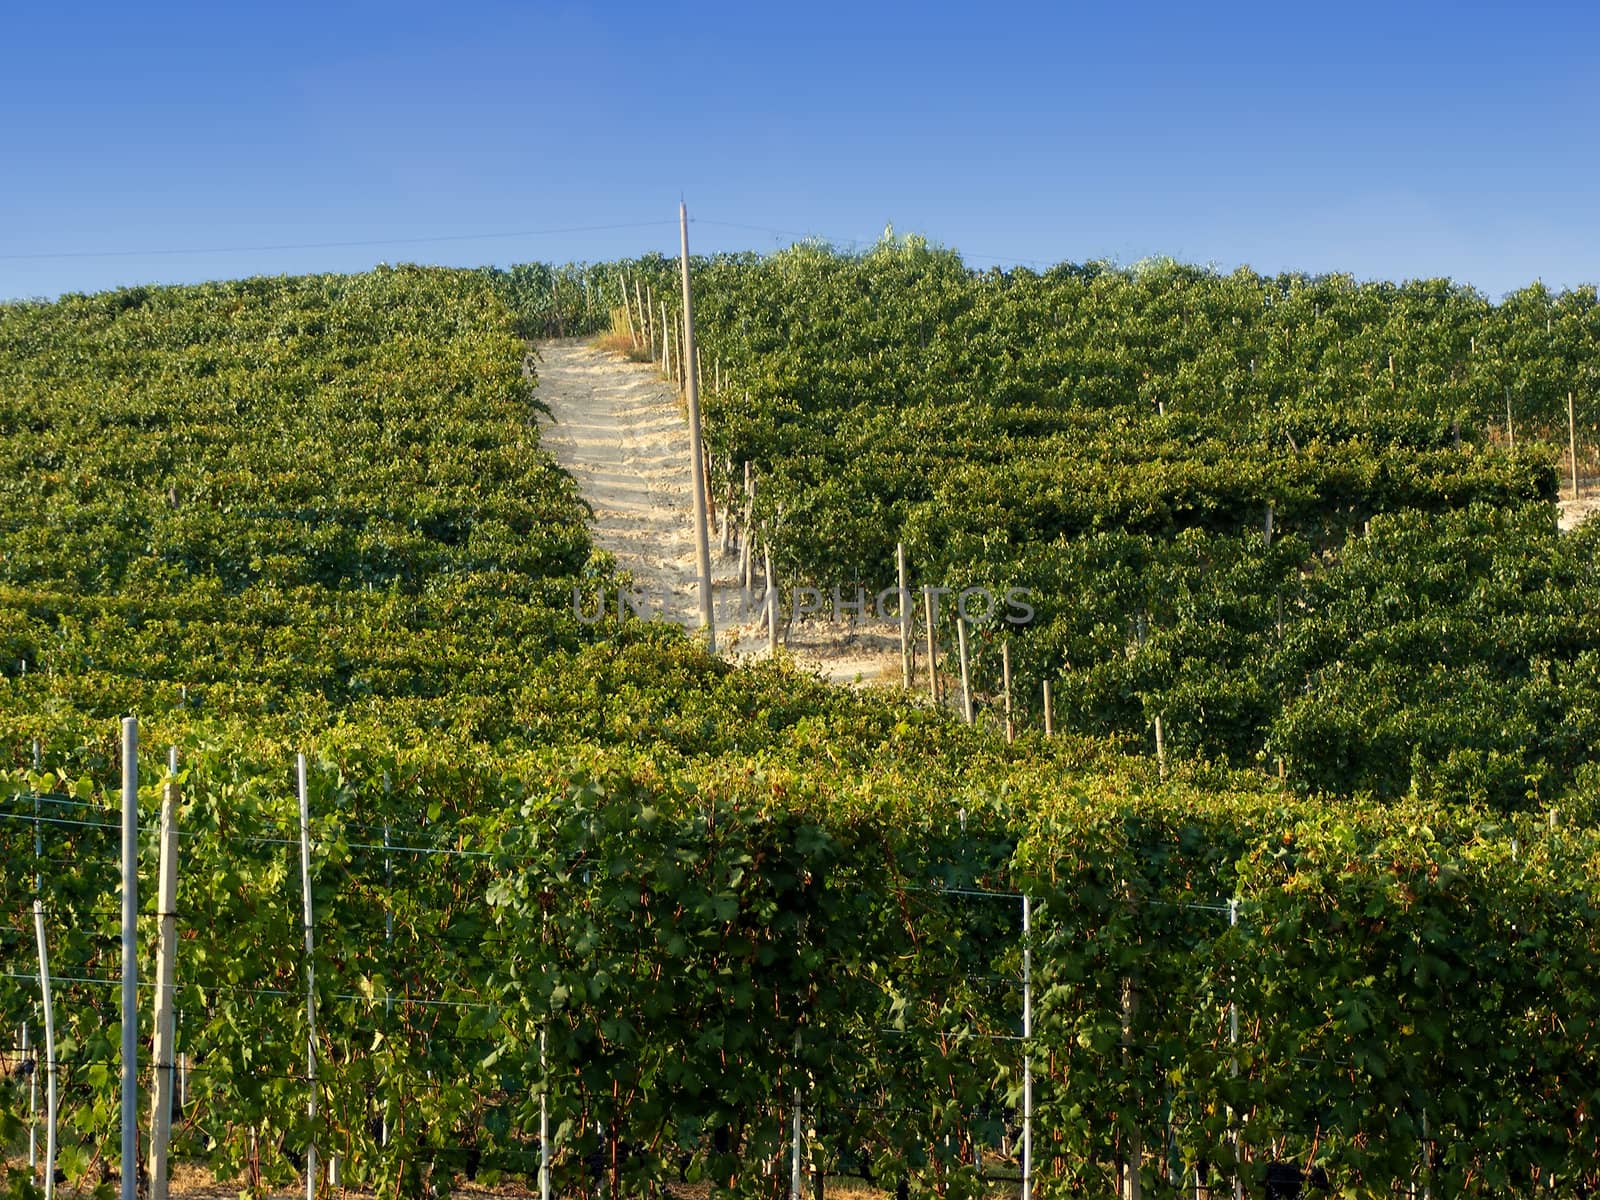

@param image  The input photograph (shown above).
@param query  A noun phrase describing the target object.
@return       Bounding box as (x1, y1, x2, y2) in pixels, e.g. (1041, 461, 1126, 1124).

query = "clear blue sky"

(4, 0, 1597, 301)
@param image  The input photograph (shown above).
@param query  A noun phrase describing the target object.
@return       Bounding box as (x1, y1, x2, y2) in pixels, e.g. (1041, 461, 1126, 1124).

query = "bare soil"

(1558, 476, 1600, 531)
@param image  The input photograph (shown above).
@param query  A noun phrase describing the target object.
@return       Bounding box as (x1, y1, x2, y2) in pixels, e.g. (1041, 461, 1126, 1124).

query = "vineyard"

(1, 246, 1599, 1199)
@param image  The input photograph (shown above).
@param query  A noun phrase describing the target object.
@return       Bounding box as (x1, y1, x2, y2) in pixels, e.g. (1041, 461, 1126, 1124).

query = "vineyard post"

(33, 899, 57, 1200)
(28, 740, 39, 1171)
(1154, 716, 1167, 781)
(897, 543, 911, 688)
(297, 753, 318, 1200)
(718, 454, 732, 555)
(1002, 641, 1014, 743)
(148, 748, 181, 1200)
(646, 284, 655, 348)
(704, 459, 719, 549)
(790, 1032, 803, 1200)
(1021, 895, 1033, 1200)
(679, 202, 717, 652)
(380, 800, 393, 1145)
(539, 1027, 550, 1200)
(1263, 502, 1274, 548)
(619, 276, 636, 348)
(120, 716, 138, 1200)
(923, 587, 939, 704)
(697, 346, 704, 397)
(661, 302, 669, 375)
(30, 732, 55, 1198)
(956, 618, 974, 726)
(1229, 899, 1242, 1200)
(1042, 681, 1054, 737)
(1569, 391, 1580, 499)
(740, 462, 755, 596)
(764, 536, 778, 654)
(1505, 387, 1514, 449)
(24, 1022, 35, 1170)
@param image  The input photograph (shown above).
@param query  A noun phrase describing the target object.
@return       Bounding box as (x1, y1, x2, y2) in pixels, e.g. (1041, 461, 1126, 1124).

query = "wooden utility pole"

(680, 202, 715, 651)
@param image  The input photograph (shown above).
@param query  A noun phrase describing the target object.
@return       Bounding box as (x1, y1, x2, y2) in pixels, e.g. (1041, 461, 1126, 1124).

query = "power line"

(0, 220, 677, 263)
(4, 212, 1071, 272)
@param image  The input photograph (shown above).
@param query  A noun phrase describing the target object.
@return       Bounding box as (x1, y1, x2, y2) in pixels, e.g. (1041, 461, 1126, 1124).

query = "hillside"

(583, 242, 1600, 810)
(2, 257, 1600, 1199)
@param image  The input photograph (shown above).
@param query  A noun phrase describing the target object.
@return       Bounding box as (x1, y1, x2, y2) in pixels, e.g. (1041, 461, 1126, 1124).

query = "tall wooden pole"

(681, 203, 716, 651)
(1042, 681, 1054, 738)
(923, 587, 940, 704)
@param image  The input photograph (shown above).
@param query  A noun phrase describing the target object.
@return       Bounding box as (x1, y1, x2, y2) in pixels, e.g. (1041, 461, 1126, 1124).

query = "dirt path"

(534, 338, 708, 630)
(1559, 477, 1600, 531)
(532, 338, 904, 686)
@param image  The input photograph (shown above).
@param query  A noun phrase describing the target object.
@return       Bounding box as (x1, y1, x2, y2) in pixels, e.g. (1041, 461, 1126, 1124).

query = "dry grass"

(592, 330, 656, 363)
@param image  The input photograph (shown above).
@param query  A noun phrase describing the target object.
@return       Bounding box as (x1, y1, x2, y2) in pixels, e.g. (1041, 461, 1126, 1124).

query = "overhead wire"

(0, 220, 678, 263)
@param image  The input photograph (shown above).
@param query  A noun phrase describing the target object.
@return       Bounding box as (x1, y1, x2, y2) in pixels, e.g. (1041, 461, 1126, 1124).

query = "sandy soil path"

(532, 338, 904, 685)
(533, 338, 707, 630)
(1559, 477, 1600, 531)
